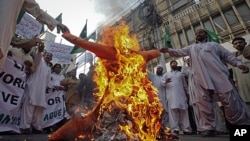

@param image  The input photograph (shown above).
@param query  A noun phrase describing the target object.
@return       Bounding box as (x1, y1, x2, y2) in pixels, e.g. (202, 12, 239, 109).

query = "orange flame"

(93, 22, 163, 140)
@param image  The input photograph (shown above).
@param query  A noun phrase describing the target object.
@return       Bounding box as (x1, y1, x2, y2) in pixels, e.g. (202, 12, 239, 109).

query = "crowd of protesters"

(1, 0, 250, 139)
(0, 0, 96, 136)
(150, 30, 250, 137)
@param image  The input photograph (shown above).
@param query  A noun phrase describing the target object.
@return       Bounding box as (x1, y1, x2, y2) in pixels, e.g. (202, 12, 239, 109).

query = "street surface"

(0, 133, 230, 141)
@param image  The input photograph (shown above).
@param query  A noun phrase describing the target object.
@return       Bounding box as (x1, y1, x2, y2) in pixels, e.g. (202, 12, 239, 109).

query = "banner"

(0, 57, 26, 133)
(15, 13, 43, 38)
(42, 89, 67, 128)
(164, 26, 172, 48)
(46, 42, 73, 64)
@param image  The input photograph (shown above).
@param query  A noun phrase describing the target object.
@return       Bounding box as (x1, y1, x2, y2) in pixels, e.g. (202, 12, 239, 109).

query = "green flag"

(55, 13, 62, 34)
(70, 20, 87, 54)
(164, 27, 172, 48)
(40, 24, 45, 34)
(16, 9, 26, 24)
(87, 31, 96, 41)
(205, 29, 219, 43)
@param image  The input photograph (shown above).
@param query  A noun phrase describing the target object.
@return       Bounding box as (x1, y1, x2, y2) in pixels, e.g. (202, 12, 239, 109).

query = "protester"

(160, 29, 250, 137)
(76, 64, 97, 110)
(161, 60, 192, 135)
(0, 38, 40, 134)
(43, 63, 68, 133)
(20, 44, 53, 134)
(60, 69, 81, 116)
(232, 37, 250, 110)
(8, 37, 44, 74)
(0, 0, 69, 70)
(181, 57, 198, 134)
(49, 64, 65, 91)
(148, 64, 169, 130)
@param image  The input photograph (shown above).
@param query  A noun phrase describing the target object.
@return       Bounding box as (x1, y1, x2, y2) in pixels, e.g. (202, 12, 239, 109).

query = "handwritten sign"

(15, 13, 42, 38)
(46, 42, 73, 64)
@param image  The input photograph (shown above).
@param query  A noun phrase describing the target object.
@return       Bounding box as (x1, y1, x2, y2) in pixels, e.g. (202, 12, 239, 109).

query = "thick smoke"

(93, 0, 129, 16)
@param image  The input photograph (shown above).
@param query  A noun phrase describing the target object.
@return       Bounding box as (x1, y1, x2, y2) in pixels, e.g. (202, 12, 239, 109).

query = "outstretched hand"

(160, 48, 169, 53)
(238, 65, 249, 74)
(57, 23, 70, 33)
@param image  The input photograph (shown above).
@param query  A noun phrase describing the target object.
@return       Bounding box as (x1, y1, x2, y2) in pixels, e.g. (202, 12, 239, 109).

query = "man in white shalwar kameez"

(232, 37, 250, 110)
(182, 58, 228, 134)
(148, 65, 169, 129)
(20, 46, 53, 133)
(161, 60, 191, 135)
(160, 29, 250, 137)
(0, 0, 69, 70)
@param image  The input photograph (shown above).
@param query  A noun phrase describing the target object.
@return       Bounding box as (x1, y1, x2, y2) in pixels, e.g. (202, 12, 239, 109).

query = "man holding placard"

(0, 0, 69, 70)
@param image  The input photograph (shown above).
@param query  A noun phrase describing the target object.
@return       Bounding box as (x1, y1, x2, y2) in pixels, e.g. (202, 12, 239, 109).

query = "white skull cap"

(156, 64, 164, 68)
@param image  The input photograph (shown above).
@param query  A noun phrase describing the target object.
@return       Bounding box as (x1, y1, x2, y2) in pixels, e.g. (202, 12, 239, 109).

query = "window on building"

(193, 0, 200, 4)
(236, 2, 250, 22)
(194, 24, 202, 31)
(203, 20, 214, 31)
(186, 28, 194, 44)
(212, 15, 227, 32)
(169, 0, 191, 11)
(224, 9, 239, 27)
(178, 32, 186, 47)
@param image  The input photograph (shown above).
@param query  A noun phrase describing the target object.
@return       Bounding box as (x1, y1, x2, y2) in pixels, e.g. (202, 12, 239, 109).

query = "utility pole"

(149, 1, 167, 72)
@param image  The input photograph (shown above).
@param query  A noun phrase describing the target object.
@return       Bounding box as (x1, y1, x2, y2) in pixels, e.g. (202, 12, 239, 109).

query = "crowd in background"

(149, 31, 250, 137)
(0, 0, 250, 139)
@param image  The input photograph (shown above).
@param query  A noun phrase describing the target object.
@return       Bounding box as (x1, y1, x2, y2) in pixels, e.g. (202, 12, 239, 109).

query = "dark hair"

(170, 60, 177, 65)
(232, 37, 245, 44)
(52, 63, 61, 69)
(48, 62, 53, 68)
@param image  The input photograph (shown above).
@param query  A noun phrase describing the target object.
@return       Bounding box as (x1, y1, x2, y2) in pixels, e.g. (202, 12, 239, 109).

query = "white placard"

(0, 57, 26, 133)
(42, 90, 67, 128)
(46, 42, 73, 64)
(15, 13, 43, 38)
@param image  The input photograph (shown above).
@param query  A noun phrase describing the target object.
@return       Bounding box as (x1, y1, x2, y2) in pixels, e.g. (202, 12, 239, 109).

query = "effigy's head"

(99, 21, 140, 53)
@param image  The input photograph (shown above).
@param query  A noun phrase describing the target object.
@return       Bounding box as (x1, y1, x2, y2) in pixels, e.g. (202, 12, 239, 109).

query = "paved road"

(0, 134, 230, 141)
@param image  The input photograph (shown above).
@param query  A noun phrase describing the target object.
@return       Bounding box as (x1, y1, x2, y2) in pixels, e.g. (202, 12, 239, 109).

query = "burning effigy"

(48, 22, 179, 141)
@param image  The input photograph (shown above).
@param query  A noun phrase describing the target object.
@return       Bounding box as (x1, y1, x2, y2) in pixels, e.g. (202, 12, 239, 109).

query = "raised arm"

(23, 0, 69, 33)
(62, 32, 117, 60)
(139, 49, 161, 62)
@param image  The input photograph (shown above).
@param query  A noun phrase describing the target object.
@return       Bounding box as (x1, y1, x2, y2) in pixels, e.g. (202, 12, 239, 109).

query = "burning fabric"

(48, 22, 179, 141)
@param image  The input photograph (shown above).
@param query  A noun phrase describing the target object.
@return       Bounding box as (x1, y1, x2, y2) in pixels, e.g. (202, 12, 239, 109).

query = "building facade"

(95, 0, 250, 71)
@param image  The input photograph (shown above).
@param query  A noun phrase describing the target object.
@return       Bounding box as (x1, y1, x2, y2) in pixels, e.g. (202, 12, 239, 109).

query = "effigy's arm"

(140, 50, 161, 62)
(62, 33, 117, 60)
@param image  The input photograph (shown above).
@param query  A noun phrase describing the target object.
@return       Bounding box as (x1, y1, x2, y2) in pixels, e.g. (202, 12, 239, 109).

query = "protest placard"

(15, 13, 42, 38)
(46, 42, 73, 64)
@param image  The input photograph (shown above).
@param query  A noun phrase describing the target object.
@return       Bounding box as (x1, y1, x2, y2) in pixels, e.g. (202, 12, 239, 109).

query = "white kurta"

(233, 54, 250, 103)
(26, 55, 51, 108)
(50, 72, 65, 88)
(167, 42, 250, 127)
(168, 42, 242, 94)
(20, 53, 51, 130)
(161, 70, 190, 132)
(161, 71, 188, 109)
(148, 72, 167, 110)
(0, 0, 59, 69)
